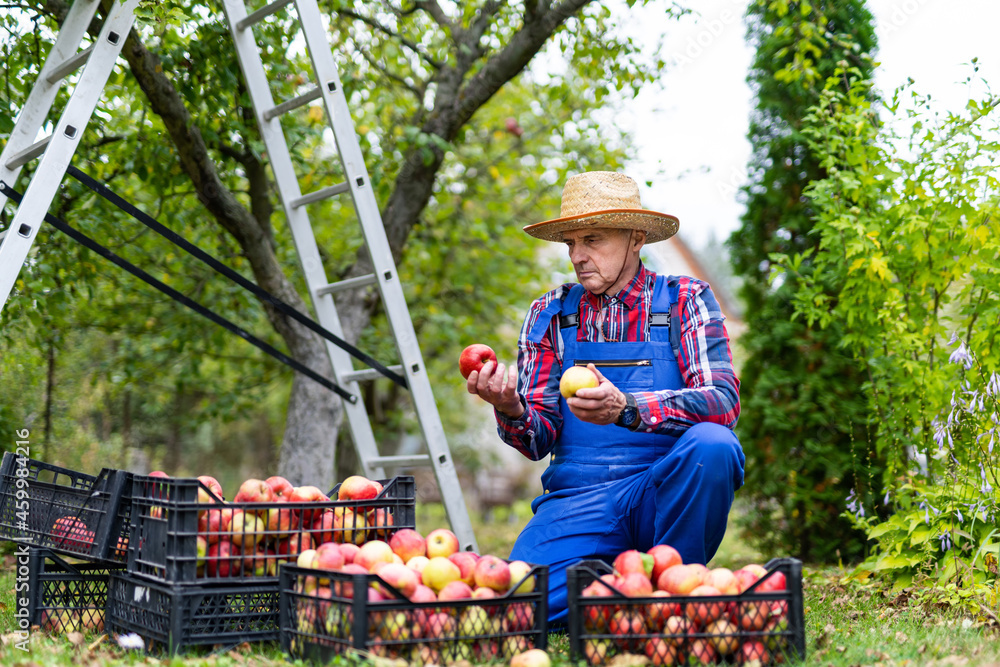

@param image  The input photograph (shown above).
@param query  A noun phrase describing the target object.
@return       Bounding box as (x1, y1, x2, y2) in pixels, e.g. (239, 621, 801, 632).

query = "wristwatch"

(615, 392, 641, 431)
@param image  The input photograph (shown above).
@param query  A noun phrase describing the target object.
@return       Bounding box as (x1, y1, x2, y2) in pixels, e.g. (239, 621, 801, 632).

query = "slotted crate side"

(128, 474, 415, 585)
(19, 547, 124, 633)
(0, 452, 132, 564)
(567, 558, 805, 665)
(279, 562, 549, 664)
(105, 572, 280, 654)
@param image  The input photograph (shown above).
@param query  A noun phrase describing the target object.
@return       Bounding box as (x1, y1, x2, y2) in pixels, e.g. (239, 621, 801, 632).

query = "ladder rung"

(263, 86, 321, 121)
(5, 136, 52, 170)
(46, 44, 95, 85)
(237, 0, 294, 31)
(0, 229, 6, 242)
(291, 182, 350, 209)
(315, 273, 377, 297)
(366, 454, 431, 468)
(341, 365, 404, 384)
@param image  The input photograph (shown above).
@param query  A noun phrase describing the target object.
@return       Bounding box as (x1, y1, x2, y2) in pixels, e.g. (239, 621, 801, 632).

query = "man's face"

(561, 227, 633, 294)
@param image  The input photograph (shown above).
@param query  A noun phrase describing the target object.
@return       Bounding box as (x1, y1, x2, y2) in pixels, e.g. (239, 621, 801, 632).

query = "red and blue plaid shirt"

(496, 264, 740, 460)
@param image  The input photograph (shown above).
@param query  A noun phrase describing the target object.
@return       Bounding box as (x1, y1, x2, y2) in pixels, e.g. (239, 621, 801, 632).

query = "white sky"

(610, 0, 1000, 250)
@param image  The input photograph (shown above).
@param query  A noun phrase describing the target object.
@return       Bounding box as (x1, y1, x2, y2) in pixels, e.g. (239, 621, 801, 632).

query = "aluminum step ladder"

(0, 0, 478, 552)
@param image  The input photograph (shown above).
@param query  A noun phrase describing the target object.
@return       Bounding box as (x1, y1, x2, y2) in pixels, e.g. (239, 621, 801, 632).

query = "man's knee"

(685, 422, 744, 468)
(651, 422, 744, 490)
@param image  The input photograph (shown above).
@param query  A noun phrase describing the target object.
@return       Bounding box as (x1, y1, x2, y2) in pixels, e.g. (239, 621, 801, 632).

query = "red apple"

(314, 542, 346, 571)
(613, 549, 653, 578)
(389, 528, 426, 562)
(662, 615, 693, 648)
(448, 552, 478, 585)
(197, 475, 224, 505)
(289, 485, 329, 524)
(422, 611, 457, 639)
(311, 508, 336, 544)
(647, 544, 683, 583)
(265, 475, 294, 500)
(354, 540, 394, 572)
(366, 507, 394, 539)
(241, 543, 271, 577)
(689, 638, 718, 665)
(733, 567, 760, 592)
(230, 509, 266, 550)
(426, 528, 460, 558)
(645, 590, 680, 631)
(198, 507, 234, 544)
(503, 601, 534, 632)
(276, 531, 315, 562)
(617, 571, 653, 597)
(51, 517, 95, 551)
(437, 580, 474, 601)
(738, 640, 770, 666)
(473, 554, 511, 592)
(608, 609, 645, 651)
(756, 569, 787, 592)
(685, 585, 725, 626)
(581, 580, 616, 631)
(233, 478, 276, 505)
(206, 540, 239, 577)
(459, 343, 497, 379)
(645, 637, 682, 666)
(338, 542, 360, 564)
(375, 562, 420, 599)
(333, 507, 367, 545)
(337, 475, 380, 501)
(737, 599, 772, 630)
(705, 567, 740, 595)
(658, 563, 704, 595)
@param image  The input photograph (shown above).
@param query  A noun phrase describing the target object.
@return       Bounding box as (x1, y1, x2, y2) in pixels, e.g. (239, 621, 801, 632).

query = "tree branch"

(334, 7, 442, 70)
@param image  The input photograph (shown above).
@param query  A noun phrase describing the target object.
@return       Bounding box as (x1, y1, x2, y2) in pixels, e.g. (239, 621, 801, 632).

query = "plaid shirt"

(495, 264, 740, 460)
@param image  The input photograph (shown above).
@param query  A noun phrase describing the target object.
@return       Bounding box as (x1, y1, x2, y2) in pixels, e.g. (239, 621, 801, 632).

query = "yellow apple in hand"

(560, 366, 599, 398)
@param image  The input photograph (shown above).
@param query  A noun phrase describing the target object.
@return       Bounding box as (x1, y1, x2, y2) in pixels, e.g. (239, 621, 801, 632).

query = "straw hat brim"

(523, 209, 680, 243)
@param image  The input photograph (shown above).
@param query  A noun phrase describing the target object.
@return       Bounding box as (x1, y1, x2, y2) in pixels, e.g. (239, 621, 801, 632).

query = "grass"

(2, 503, 1000, 666)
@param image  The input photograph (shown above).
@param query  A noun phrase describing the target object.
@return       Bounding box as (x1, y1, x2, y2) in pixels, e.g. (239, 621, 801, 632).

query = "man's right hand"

(467, 360, 524, 419)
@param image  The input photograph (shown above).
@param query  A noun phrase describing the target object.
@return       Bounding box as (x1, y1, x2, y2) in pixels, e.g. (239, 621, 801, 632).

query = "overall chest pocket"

(573, 358, 655, 391)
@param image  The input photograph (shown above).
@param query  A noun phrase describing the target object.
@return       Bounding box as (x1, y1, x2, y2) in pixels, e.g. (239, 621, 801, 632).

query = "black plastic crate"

(0, 452, 132, 564)
(19, 547, 125, 633)
(128, 475, 415, 585)
(567, 558, 805, 665)
(106, 571, 280, 654)
(279, 561, 549, 663)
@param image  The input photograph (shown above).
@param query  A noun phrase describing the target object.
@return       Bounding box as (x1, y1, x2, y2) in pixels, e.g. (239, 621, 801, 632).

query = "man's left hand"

(567, 364, 628, 425)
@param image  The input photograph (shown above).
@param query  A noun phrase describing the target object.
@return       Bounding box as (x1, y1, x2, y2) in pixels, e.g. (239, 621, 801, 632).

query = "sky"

(610, 0, 1000, 251)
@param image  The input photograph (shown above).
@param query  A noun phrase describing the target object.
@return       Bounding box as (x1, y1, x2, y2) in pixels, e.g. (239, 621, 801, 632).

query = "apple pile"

(579, 545, 790, 667)
(39, 606, 105, 635)
(142, 471, 401, 579)
(290, 527, 542, 664)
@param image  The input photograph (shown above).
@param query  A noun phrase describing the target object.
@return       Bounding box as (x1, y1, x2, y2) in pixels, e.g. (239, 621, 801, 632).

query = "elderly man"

(467, 171, 744, 624)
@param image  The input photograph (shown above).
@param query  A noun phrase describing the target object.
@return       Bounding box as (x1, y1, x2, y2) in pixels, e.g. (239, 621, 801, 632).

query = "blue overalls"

(508, 276, 745, 626)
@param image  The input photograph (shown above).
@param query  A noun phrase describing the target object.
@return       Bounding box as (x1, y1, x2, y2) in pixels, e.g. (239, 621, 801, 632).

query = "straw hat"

(523, 172, 679, 243)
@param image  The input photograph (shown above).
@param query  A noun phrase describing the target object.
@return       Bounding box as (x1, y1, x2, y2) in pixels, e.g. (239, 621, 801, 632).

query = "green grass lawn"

(2, 503, 999, 666)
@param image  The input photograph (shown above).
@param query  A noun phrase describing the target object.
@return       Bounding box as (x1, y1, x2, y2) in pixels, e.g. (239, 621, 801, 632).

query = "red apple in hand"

(459, 344, 497, 379)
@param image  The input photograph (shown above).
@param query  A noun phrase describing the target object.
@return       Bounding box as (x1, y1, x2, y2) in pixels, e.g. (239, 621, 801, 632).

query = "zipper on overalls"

(573, 359, 652, 367)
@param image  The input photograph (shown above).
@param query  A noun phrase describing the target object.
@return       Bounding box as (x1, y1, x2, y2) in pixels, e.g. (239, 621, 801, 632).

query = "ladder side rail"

(295, 0, 478, 552)
(220, 0, 388, 480)
(0, 0, 141, 309)
(0, 0, 104, 210)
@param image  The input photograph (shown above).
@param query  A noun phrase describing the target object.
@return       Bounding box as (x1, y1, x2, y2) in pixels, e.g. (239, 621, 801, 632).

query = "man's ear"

(632, 229, 647, 250)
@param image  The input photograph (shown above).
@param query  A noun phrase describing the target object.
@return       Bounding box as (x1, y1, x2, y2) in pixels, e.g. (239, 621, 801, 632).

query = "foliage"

(0, 1, 674, 485)
(773, 63, 1000, 595)
(730, 0, 881, 563)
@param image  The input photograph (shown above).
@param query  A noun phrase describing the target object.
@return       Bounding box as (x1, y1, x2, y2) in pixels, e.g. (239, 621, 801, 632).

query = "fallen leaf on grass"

(896, 631, 909, 644)
(67, 632, 85, 646)
(87, 634, 107, 651)
(836, 645, 847, 653)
